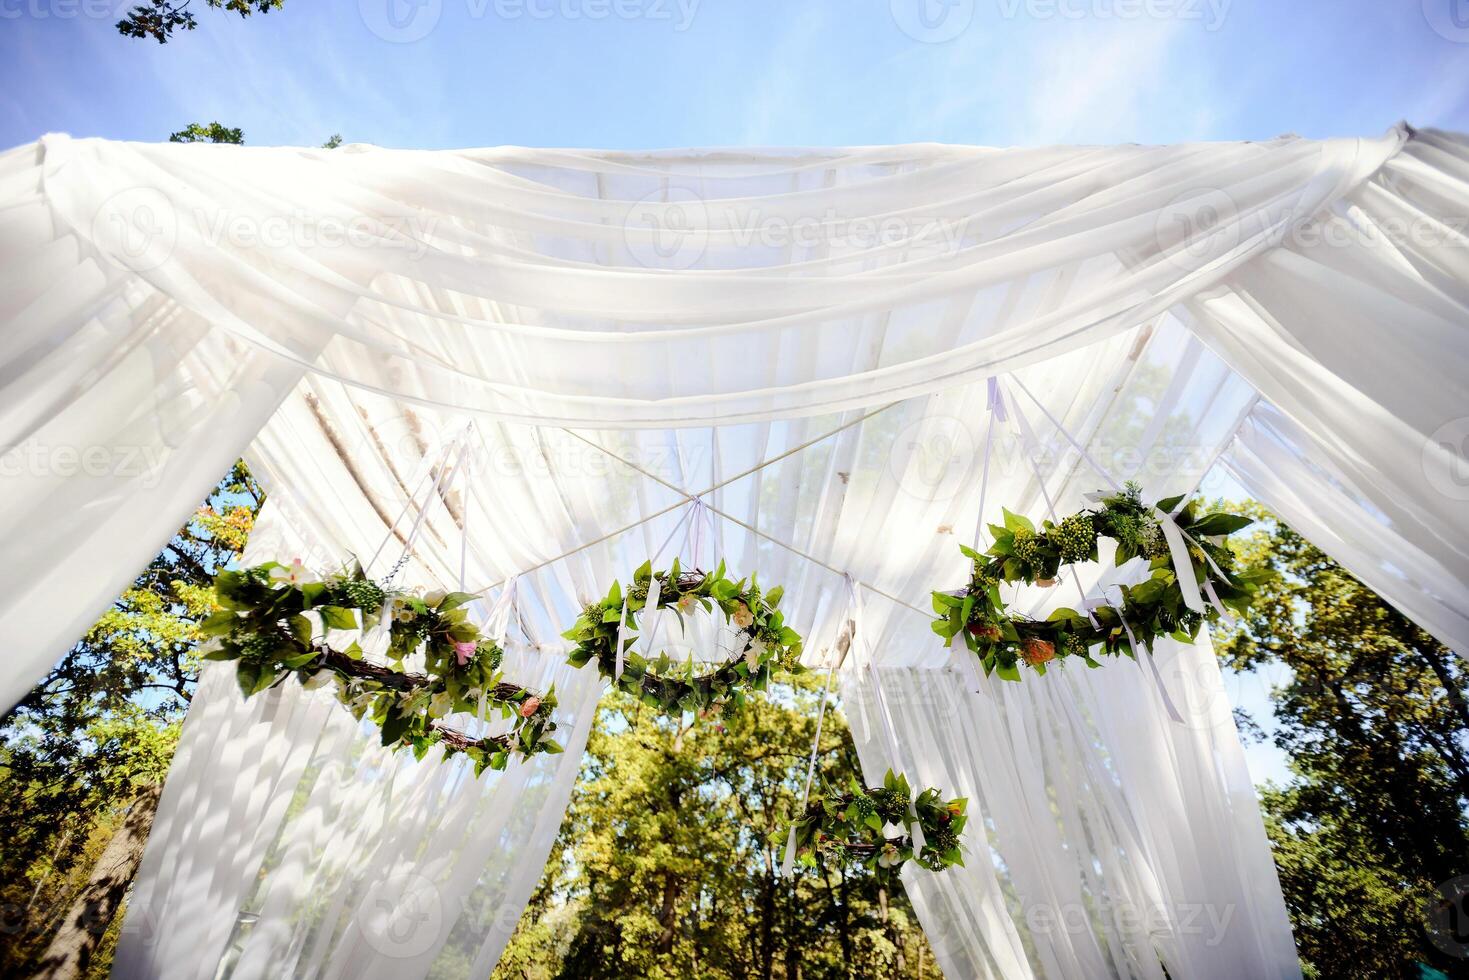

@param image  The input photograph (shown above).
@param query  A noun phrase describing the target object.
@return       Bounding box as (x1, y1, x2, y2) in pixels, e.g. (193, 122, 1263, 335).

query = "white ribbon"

(779, 824, 799, 879)
(614, 589, 631, 683)
(616, 502, 699, 682)
(845, 579, 929, 861)
(486, 576, 519, 647)
(908, 803, 927, 856)
(1084, 593, 1185, 725)
(641, 575, 665, 662)
(1154, 506, 1207, 615)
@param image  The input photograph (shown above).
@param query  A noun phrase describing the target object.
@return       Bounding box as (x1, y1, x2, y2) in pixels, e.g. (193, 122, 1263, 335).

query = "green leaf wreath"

(562, 558, 805, 717)
(932, 483, 1265, 681)
(779, 770, 967, 880)
(202, 560, 560, 775)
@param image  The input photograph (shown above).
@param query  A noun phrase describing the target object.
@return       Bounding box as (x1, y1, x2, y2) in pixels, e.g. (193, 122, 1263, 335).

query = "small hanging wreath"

(203, 561, 560, 775)
(562, 558, 804, 717)
(932, 483, 1265, 680)
(779, 770, 967, 880)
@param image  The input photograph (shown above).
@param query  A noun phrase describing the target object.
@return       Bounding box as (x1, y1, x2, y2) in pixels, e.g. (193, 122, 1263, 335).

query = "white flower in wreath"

(675, 593, 699, 615)
(877, 843, 902, 869)
(744, 636, 768, 669)
(428, 691, 454, 718)
(731, 602, 755, 629)
(269, 558, 316, 587)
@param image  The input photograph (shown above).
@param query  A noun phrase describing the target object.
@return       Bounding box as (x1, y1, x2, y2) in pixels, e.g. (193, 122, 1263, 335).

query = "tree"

(117, 0, 283, 45)
(167, 124, 343, 149)
(0, 462, 264, 978)
(493, 680, 935, 980)
(168, 121, 244, 144)
(1219, 506, 1469, 979)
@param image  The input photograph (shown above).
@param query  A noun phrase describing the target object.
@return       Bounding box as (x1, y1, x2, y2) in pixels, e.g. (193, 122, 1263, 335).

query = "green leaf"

(287, 614, 313, 646)
(380, 710, 412, 746)
(318, 605, 358, 631)
(1188, 513, 1253, 537)
(1155, 493, 1186, 515)
(1002, 507, 1035, 533)
(200, 611, 238, 637)
(235, 661, 261, 697)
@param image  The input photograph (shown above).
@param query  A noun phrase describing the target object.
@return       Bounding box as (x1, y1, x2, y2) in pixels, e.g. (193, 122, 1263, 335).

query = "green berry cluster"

(1053, 514, 1096, 564)
(1011, 527, 1041, 568)
(925, 825, 960, 855)
(332, 578, 386, 610)
(870, 787, 908, 825)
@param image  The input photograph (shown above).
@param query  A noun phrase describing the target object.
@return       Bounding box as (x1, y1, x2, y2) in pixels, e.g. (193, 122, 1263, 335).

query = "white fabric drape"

(113, 498, 605, 980)
(843, 633, 1296, 980)
(3, 125, 1467, 979)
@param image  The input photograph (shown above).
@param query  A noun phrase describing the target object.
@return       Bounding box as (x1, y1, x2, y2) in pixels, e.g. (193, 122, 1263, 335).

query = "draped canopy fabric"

(2, 124, 1467, 979)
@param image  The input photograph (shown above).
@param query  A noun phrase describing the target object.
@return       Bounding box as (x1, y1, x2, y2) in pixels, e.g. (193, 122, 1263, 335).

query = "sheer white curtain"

(113, 494, 606, 980)
(843, 633, 1296, 980)
(8, 125, 1465, 714)
(3, 125, 1467, 980)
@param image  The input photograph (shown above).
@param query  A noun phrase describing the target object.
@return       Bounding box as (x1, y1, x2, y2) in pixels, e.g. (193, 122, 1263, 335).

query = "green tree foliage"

(166, 124, 342, 149)
(1220, 505, 1469, 979)
(117, 0, 283, 45)
(168, 121, 244, 144)
(0, 462, 264, 976)
(493, 681, 938, 979)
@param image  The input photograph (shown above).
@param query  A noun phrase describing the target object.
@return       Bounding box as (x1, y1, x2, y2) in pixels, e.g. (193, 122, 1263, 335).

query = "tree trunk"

(655, 871, 681, 954)
(31, 783, 162, 980)
(759, 847, 775, 980)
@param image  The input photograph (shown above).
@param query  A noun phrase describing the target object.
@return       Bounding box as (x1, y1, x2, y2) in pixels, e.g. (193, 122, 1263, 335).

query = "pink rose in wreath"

(519, 696, 542, 718)
(453, 641, 478, 666)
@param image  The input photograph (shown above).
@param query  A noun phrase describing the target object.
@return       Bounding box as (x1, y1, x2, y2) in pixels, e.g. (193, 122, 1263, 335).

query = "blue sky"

(3, 0, 1469, 150)
(2, 0, 1461, 786)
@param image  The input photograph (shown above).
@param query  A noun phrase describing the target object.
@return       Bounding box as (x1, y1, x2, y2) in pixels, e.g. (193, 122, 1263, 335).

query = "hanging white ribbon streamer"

(616, 502, 698, 682)
(641, 575, 665, 662)
(614, 587, 631, 683)
(1004, 381, 1099, 630)
(779, 824, 799, 879)
(1154, 507, 1207, 615)
(845, 577, 924, 855)
(361, 429, 472, 659)
(842, 576, 872, 738)
(781, 614, 853, 879)
(458, 448, 473, 592)
(1083, 595, 1185, 725)
(487, 576, 519, 646)
(973, 378, 1004, 550)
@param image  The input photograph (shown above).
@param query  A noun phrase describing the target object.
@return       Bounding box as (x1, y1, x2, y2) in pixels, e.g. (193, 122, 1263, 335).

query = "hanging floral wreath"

(562, 558, 804, 717)
(779, 770, 967, 880)
(203, 561, 560, 775)
(932, 483, 1265, 680)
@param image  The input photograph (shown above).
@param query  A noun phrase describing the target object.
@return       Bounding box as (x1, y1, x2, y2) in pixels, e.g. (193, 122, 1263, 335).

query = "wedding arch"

(1, 123, 1466, 980)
